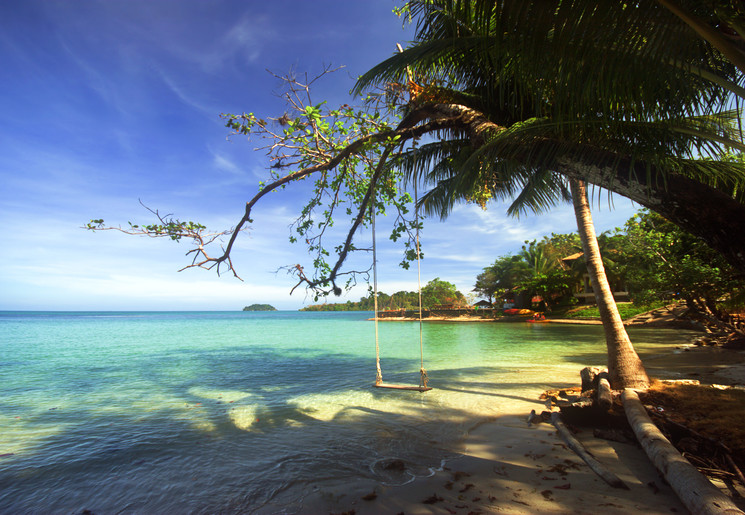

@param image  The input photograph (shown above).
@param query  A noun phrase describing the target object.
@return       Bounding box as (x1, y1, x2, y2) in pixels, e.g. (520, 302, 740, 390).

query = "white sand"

(301, 403, 688, 514)
(298, 344, 745, 514)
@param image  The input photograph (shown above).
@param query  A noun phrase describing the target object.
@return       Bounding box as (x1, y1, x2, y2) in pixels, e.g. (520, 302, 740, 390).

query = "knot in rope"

(419, 368, 428, 389)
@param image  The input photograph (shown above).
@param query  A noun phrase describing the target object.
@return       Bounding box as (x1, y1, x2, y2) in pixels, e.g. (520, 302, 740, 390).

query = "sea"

(0, 310, 695, 514)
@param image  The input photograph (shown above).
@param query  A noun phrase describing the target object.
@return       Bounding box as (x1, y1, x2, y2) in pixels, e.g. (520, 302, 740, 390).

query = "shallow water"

(0, 311, 695, 513)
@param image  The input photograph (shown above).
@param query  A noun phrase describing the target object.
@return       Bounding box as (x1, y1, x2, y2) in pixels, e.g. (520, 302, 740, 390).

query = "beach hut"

(561, 251, 629, 304)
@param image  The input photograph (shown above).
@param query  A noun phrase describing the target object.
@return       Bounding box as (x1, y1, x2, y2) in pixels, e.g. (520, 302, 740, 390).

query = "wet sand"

(301, 344, 745, 514)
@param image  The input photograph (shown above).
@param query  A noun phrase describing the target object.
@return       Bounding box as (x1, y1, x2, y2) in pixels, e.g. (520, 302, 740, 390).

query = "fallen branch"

(549, 412, 629, 489)
(725, 453, 745, 489)
(622, 389, 744, 515)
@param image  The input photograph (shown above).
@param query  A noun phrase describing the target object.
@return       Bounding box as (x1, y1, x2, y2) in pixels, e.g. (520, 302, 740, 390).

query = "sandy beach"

(372, 315, 603, 324)
(300, 344, 745, 514)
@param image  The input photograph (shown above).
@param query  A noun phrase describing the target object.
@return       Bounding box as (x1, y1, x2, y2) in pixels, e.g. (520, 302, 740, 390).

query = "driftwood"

(578, 367, 613, 410)
(580, 366, 603, 391)
(550, 412, 629, 489)
(597, 372, 612, 411)
(622, 389, 744, 515)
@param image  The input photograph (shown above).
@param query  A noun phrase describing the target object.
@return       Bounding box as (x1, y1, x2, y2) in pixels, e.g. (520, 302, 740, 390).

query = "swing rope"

(372, 195, 383, 386)
(373, 41, 428, 391)
(414, 179, 428, 389)
(371, 174, 428, 390)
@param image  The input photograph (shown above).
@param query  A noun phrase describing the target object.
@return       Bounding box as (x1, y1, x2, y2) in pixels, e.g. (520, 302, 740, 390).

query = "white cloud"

(222, 16, 267, 65)
(212, 152, 244, 177)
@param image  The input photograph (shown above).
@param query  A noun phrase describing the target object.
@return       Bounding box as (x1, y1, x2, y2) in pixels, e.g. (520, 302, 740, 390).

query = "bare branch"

(86, 66, 503, 296)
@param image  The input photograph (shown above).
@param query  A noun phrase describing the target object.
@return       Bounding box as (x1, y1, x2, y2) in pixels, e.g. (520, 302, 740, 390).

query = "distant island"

(242, 304, 277, 311)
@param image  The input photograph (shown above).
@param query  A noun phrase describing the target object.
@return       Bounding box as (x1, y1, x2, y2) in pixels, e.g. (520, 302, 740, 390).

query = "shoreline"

(300, 343, 745, 514)
(370, 314, 694, 328)
(371, 315, 606, 325)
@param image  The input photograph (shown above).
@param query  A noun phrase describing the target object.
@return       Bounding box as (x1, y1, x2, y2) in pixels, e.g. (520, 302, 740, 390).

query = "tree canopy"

(615, 209, 744, 317)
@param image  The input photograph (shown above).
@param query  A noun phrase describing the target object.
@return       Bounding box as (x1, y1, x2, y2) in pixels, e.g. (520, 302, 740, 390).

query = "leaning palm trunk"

(622, 389, 744, 515)
(570, 179, 649, 390)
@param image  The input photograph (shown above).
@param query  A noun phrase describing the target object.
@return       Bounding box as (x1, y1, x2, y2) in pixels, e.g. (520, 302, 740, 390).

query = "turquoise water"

(0, 311, 693, 513)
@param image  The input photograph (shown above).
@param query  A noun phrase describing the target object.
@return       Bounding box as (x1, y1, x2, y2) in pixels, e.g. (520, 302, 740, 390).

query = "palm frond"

(359, 0, 741, 119)
(363, 1, 745, 222)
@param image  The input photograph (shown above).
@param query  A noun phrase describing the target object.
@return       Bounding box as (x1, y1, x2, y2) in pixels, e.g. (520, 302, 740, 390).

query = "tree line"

(305, 206, 744, 321)
(474, 209, 744, 320)
(301, 277, 467, 311)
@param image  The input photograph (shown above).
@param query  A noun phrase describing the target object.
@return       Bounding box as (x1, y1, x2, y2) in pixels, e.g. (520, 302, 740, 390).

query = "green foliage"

(300, 300, 356, 312)
(614, 209, 744, 313)
(473, 267, 498, 303)
(367, 0, 742, 120)
(420, 277, 466, 307)
(703, 150, 745, 202)
(219, 70, 423, 295)
(474, 255, 531, 301)
(513, 269, 575, 305)
(300, 278, 466, 311)
(519, 240, 560, 275)
(475, 236, 581, 308)
(137, 220, 206, 242)
(87, 207, 213, 245)
(475, 208, 744, 316)
(563, 301, 666, 321)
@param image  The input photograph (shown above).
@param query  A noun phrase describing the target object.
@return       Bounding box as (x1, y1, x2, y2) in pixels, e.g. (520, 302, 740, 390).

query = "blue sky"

(0, 1, 639, 311)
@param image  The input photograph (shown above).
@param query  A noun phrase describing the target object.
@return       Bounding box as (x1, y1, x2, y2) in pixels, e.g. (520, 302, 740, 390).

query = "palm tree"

(656, 0, 745, 78)
(519, 240, 558, 276)
(381, 1, 743, 113)
(353, 0, 745, 388)
(570, 179, 648, 388)
(357, 0, 745, 274)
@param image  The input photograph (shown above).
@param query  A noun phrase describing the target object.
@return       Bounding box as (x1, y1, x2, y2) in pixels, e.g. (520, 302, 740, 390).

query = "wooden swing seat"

(374, 383, 433, 392)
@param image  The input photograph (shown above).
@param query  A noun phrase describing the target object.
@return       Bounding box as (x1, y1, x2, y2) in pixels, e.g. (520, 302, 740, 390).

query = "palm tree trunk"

(570, 179, 649, 390)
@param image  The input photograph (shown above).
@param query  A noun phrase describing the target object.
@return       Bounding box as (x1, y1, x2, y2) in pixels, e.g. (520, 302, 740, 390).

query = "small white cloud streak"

(212, 152, 244, 177)
(159, 13, 274, 74)
(157, 71, 218, 116)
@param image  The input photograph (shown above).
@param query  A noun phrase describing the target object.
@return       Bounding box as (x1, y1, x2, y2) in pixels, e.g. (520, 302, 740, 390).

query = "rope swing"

(372, 178, 432, 392)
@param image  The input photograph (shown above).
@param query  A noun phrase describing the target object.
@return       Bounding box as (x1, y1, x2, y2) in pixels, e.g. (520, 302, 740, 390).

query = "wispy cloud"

(220, 15, 267, 66)
(157, 71, 218, 116)
(160, 13, 275, 74)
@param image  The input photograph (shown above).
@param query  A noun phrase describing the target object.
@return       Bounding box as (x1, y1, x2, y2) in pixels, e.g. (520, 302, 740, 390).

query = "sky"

(0, 1, 641, 311)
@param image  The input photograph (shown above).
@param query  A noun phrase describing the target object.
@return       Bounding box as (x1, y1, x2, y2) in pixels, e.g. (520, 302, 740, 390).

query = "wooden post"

(597, 372, 612, 411)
